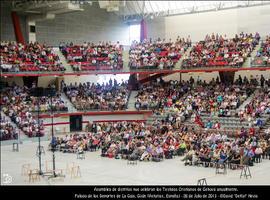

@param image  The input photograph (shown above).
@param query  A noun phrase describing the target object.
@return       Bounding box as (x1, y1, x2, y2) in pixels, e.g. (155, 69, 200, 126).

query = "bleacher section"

(0, 41, 66, 72)
(182, 32, 260, 69)
(59, 41, 123, 71)
(129, 37, 190, 70)
(0, 84, 68, 138)
(63, 81, 130, 111)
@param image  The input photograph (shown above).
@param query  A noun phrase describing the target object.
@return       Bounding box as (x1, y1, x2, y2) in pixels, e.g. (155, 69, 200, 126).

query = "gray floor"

(1, 141, 270, 185)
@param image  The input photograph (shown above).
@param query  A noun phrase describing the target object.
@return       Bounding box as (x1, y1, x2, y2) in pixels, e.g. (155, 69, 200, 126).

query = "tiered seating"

(252, 35, 270, 66)
(0, 84, 68, 137)
(135, 79, 255, 118)
(50, 130, 101, 153)
(60, 41, 123, 71)
(63, 80, 130, 111)
(129, 37, 190, 69)
(51, 120, 270, 166)
(197, 114, 267, 131)
(0, 41, 65, 72)
(243, 88, 270, 121)
(181, 124, 269, 168)
(182, 32, 260, 68)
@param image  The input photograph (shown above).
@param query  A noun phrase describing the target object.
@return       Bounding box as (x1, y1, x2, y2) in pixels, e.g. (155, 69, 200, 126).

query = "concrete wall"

(146, 17, 166, 40)
(2, 3, 270, 45)
(43, 114, 145, 135)
(0, 1, 27, 42)
(146, 5, 270, 42)
(163, 72, 220, 83)
(234, 70, 270, 81)
(1, 77, 24, 86)
(163, 70, 270, 83)
(35, 3, 129, 46)
(38, 76, 57, 87)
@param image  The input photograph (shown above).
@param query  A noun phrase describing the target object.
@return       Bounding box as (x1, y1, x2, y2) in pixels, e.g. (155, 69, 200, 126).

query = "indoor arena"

(1, 1, 270, 187)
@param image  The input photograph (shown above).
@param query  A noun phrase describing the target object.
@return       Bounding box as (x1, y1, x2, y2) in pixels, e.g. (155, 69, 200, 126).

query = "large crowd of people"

(0, 117, 18, 141)
(182, 32, 260, 68)
(0, 83, 68, 137)
(242, 88, 270, 121)
(252, 35, 270, 66)
(63, 79, 130, 111)
(60, 41, 123, 71)
(135, 76, 257, 119)
(50, 120, 270, 167)
(1, 33, 268, 73)
(129, 37, 191, 69)
(0, 41, 65, 72)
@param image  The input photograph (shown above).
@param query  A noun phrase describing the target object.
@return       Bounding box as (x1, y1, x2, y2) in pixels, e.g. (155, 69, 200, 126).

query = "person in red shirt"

(195, 114, 204, 128)
(213, 121, 221, 129)
(249, 126, 255, 136)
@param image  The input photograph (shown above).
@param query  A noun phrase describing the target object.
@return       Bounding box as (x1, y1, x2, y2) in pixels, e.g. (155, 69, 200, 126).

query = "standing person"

(260, 75, 265, 88)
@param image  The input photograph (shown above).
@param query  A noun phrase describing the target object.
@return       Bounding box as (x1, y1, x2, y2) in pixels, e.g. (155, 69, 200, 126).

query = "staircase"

(127, 90, 138, 111)
(53, 47, 74, 72)
(60, 93, 77, 113)
(242, 42, 261, 68)
(196, 112, 270, 131)
(145, 112, 168, 126)
(122, 49, 130, 72)
(145, 109, 181, 126)
(175, 46, 192, 69)
(260, 118, 270, 135)
(236, 90, 257, 112)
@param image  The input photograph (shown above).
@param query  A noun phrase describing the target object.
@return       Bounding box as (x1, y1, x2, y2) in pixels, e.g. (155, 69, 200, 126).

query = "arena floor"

(1, 140, 270, 185)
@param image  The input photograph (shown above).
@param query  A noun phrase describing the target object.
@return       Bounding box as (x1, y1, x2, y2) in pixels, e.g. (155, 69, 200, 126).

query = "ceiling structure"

(11, 0, 86, 15)
(7, 1, 270, 21)
(117, 1, 270, 21)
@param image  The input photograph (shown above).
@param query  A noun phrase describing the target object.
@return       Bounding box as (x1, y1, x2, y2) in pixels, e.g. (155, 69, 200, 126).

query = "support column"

(11, 11, 25, 44)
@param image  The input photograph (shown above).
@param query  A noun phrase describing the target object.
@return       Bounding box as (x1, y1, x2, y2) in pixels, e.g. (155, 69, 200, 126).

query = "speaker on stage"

(70, 115, 82, 132)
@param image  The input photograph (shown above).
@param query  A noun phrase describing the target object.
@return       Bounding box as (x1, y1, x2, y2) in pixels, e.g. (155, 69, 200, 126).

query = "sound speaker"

(30, 25, 36, 33)
(70, 115, 82, 132)
(44, 88, 56, 97)
(30, 87, 45, 97)
(30, 87, 56, 97)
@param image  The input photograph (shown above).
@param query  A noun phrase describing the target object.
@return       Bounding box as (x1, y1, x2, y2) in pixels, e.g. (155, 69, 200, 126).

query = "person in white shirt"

(254, 146, 263, 163)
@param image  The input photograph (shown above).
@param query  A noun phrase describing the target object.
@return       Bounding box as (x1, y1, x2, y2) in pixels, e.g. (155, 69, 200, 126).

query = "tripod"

(36, 95, 43, 175)
(43, 93, 65, 180)
(32, 87, 64, 179)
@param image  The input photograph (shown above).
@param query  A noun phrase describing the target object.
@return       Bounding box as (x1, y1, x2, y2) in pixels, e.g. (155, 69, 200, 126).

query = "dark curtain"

(23, 77, 38, 88)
